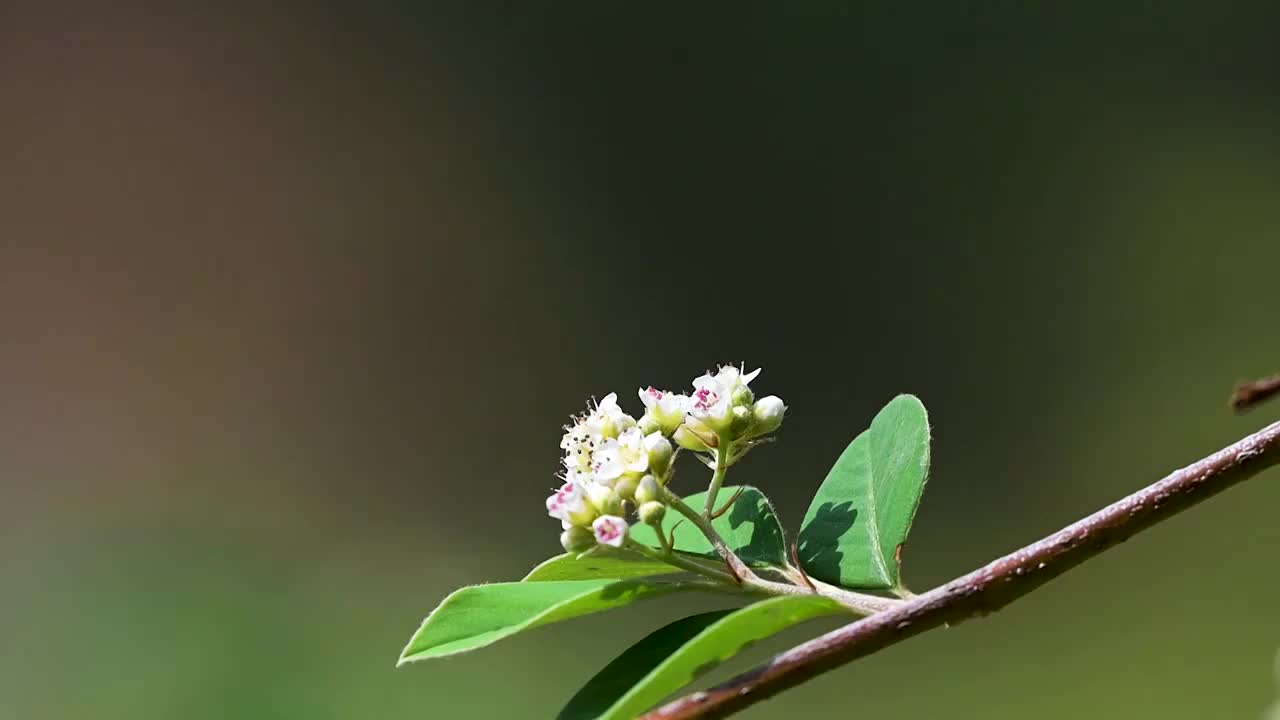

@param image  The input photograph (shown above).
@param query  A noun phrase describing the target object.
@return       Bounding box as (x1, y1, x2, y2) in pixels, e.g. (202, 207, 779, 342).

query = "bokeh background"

(3, 3, 1280, 718)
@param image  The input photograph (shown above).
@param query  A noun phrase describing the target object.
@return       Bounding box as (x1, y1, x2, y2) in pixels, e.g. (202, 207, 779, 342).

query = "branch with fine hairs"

(642, 419, 1280, 720)
(1231, 373, 1280, 412)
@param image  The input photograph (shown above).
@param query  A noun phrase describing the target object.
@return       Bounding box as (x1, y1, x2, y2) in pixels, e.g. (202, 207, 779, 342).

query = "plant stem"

(626, 539, 740, 586)
(702, 439, 732, 517)
(642, 419, 1280, 720)
(663, 486, 758, 583)
(803, 578, 902, 614)
(670, 578, 764, 599)
(746, 575, 899, 615)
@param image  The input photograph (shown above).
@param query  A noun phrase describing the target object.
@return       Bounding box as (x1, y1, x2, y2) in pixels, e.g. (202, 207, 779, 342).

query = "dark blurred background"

(3, 3, 1279, 718)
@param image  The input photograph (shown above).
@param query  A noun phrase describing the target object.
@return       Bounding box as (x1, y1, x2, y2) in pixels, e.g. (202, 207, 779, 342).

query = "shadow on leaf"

(597, 579, 663, 601)
(729, 493, 785, 564)
(797, 501, 857, 581)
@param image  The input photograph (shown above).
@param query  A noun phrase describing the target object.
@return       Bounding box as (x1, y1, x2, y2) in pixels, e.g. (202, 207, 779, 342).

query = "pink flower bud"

(592, 515, 629, 548)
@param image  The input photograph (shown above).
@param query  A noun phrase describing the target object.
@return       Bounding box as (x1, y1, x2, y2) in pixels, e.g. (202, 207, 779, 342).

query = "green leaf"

(558, 596, 848, 720)
(398, 579, 686, 665)
(523, 549, 682, 582)
(798, 394, 931, 589)
(629, 485, 786, 567)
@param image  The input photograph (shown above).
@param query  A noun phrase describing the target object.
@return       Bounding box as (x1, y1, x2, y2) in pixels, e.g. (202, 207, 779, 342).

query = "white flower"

(690, 376, 734, 428)
(592, 515, 629, 547)
(713, 365, 761, 394)
(690, 366, 762, 432)
(638, 386, 690, 435)
(560, 422, 596, 473)
(583, 392, 635, 442)
(560, 392, 637, 472)
(591, 427, 649, 484)
(546, 481, 593, 527)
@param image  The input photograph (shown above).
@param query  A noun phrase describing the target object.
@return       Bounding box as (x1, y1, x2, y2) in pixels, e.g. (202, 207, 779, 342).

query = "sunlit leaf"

(798, 394, 931, 589)
(398, 579, 688, 665)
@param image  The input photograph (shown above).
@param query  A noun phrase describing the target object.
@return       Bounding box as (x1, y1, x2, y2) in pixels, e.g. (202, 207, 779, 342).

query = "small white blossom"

(546, 481, 592, 527)
(639, 386, 691, 435)
(561, 393, 638, 473)
(714, 365, 761, 394)
(584, 392, 635, 442)
(560, 422, 596, 473)
(690, 366, 762, 432)
(592, 515, 629, 547)
(690, 377, 733, 428)
(592, 427, 649, 484)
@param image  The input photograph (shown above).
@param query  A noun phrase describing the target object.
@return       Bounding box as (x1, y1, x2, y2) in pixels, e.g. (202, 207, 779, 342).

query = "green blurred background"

(3, 3, 1279, 718)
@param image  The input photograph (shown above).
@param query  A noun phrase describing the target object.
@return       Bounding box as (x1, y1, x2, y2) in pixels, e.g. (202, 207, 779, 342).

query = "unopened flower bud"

(727, 405, 754, 438)
(560, 525, 595, 553)
(613, 474, 639, 502)
(751, 395, 786, 435)
(643, 432, 673, 475)
(639, 501, 666, 526)
(547, 481, 597, 527)
(634, 474, 662, 504)
(731, 384, 754, 407)
(592, 515, 629, 548)
(673, 424, 710, 452)
(586, 483, 623, 517)
(675, 417, 717, 451)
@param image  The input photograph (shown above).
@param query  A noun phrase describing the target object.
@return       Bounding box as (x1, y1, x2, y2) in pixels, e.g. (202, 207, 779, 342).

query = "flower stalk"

(701, 439, 732, 518)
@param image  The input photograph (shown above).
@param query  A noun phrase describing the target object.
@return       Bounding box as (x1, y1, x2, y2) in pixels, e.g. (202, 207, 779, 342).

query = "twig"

(642, 419, 1280, 720)
(1231, 373, 1280, 412)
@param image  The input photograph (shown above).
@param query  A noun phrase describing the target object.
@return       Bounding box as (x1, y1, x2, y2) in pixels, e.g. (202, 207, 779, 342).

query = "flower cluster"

(546, 365, 786, 553)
